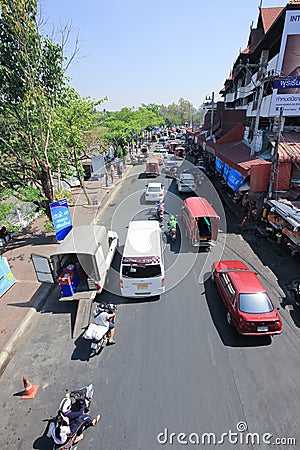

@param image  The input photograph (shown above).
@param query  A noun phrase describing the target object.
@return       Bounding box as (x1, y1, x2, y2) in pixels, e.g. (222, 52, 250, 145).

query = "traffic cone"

(21, 376, 39, 399)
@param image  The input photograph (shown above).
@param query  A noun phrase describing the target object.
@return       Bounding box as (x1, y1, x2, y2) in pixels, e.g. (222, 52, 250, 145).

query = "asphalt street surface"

(0, 159, 299, 450)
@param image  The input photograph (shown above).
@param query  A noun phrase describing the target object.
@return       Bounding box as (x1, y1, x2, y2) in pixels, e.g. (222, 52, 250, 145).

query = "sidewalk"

(0, 165, 132, 375)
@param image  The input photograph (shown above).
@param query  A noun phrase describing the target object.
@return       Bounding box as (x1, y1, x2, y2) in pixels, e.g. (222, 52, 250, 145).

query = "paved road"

(0, 162, 299, 450)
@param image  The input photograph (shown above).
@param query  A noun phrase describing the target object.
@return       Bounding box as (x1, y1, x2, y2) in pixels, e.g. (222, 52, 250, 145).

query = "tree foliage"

(0, 0, 69, 216)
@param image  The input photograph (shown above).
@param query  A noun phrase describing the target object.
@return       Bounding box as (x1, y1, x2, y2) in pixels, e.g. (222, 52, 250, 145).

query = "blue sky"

(39, 0, 288, 111)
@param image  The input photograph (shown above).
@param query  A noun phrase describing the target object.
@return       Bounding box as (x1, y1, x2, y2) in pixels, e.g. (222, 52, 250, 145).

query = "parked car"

(177, 173, 196, 193)
(211, 260, 282, 336)
(145, 182, 165, 202)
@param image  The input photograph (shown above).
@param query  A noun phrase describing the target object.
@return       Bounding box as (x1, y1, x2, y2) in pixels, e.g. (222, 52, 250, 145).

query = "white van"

(120, 220, 165, 298)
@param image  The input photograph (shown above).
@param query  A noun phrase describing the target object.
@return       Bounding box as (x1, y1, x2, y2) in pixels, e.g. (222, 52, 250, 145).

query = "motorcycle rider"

(59, 396, 100, 444)
(94, 304, 116, 345)
(168, 215, 177, 230)
(156, 201, 165, 221)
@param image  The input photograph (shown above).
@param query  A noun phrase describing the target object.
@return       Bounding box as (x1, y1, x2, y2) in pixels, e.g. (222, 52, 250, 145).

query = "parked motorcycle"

(83, 303, 117, 357)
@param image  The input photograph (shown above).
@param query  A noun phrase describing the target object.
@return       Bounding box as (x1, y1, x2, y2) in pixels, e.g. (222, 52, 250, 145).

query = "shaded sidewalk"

(0, 165, 132, 375)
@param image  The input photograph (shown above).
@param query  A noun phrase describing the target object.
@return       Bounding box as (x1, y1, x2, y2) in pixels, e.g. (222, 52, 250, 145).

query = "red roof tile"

(261, 7, 284, 33)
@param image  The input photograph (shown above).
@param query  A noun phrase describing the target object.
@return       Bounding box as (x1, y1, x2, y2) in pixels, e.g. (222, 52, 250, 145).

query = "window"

(122, 264, 162, 278)
(239, 293, 274, 314)
(220, 274, 236, 304)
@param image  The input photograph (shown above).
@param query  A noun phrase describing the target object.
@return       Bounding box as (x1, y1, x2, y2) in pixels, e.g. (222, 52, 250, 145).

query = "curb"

(0, 283, 54, 377)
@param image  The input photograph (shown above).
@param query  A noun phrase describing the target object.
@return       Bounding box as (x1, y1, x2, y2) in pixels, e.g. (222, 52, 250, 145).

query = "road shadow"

(204, 275, 272, 348)
(33, 419, 54, 450)
(71, 332, 93, 361)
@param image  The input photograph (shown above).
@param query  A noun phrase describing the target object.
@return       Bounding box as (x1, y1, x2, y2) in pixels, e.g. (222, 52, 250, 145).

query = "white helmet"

(59, 397, 72, 414)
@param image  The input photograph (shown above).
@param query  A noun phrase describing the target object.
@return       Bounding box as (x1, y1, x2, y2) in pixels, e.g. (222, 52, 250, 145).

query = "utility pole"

(206, 91, 215, 138)
(250, 50, 269, 156)
(266, 107, 284, 200)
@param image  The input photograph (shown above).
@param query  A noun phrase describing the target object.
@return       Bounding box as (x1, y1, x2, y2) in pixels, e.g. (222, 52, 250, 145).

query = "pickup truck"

(31, 225, 118, 337)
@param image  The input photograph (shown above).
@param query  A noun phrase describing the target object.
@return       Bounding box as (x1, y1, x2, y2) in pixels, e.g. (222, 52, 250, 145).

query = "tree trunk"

(78, 171, 91, 205)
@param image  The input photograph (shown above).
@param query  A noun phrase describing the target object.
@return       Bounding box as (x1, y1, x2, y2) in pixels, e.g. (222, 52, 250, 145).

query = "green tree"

(0, 0, 69, 217)
(53, 92, 105, 204)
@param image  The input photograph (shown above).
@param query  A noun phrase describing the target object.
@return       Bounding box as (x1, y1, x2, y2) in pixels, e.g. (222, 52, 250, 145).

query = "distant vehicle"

(145, 157, 160, 177)
(164, 160, 177, 176)
(177, 173, 196, 192)
(212, 260, 282, 336)
(154, 143, 164, 151)
(145, 182, 165, 202)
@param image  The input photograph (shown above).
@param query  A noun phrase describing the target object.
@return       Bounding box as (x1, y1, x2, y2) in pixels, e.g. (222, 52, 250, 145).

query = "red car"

(212, 260, 282, 336)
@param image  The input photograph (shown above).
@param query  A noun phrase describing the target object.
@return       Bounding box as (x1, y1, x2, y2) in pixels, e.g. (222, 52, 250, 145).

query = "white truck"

(31, 225, 118, 337)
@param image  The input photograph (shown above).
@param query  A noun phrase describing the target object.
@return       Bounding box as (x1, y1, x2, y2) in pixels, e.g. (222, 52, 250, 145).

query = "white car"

(177, 173, 196, 193)
(145, 182, 165, 202)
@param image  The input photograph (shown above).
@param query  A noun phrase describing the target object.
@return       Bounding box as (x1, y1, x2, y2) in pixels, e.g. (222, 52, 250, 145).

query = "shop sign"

(269, 10, 300, 116)
(223, 163, 231, 181)
(215, 157, 224, 174)
(50, 198, 73, 241)
(227, 169, 246, 192)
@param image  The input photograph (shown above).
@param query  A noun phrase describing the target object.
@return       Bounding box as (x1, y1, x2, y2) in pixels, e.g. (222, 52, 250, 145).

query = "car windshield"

(148, 186, 161, 192)
(238, 293, 274, 314)
(181, 178, 194, 184)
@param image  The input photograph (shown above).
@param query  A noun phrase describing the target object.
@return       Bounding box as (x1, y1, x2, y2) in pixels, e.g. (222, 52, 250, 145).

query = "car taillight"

(120, 280, 123, 289)
(159, 193, 163, 196)
(95, 282, 101, 291)
(162, 278, 165, 287)
(272, 321, 282, 330)
(239, 319, 254, 331)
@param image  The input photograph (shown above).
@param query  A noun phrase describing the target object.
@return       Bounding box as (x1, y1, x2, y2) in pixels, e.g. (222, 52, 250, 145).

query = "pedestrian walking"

(117, 164, 123, 178)
(110, 164, 114, 183)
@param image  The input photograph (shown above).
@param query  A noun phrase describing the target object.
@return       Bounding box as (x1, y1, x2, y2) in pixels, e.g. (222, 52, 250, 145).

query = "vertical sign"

(269, 10, 300, 116)
(50, 198, 73, 241)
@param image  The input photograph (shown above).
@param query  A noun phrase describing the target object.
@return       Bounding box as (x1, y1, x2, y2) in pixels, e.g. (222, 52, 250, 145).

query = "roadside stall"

(260, 200, 300, 256)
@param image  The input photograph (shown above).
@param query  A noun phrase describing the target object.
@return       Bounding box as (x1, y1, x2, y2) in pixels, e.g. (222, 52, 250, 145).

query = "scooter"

(83, 303, 117, 357)
(168, 226, 177, 242)
(50, 384, 94, 449)
(156, 204, 164, 225)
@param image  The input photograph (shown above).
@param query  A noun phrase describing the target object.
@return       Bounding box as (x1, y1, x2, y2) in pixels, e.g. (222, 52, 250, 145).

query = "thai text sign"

(269, 10, 300, 116)
(50, 198, 73, 241)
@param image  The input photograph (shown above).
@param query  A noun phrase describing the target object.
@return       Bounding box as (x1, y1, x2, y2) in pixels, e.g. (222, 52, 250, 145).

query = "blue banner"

(0, 256, 16, 297)
(223, 163, 230, 181)
(274, 76, 300, 90)
(50, 198, 73, 241)
(215, 157, 224, 174)
(227, 169, 246, 192)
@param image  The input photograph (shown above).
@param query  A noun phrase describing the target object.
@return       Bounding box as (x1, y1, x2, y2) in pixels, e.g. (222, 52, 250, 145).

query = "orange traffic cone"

(21, 376, 39, 399)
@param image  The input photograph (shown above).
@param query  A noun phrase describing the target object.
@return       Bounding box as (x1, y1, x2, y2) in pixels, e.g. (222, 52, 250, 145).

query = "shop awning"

(216, 141, 270, 177)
